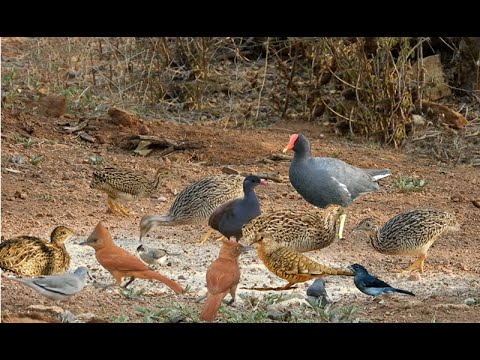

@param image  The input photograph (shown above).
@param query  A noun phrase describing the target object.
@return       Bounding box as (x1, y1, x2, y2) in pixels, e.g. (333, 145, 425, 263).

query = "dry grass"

(2, 37, 478, 152)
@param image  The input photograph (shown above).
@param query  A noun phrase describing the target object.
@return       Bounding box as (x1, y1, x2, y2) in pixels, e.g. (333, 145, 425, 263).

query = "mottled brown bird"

(139, 174, 244, 242)
(90, 167, 166, 217)
(242, 204, 344, 252)
(249, 233, 353, 291)
(0, 226, 75, 277)
(353, 208, 460, 273)
(199, 239, 252, 322)
(80, 222, 184, 294)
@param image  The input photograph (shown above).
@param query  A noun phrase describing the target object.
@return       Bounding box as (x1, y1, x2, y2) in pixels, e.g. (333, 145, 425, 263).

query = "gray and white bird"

(10, 266, 90, 303)
(283, 133, 390, 239)
(347, 264, 415, 298)
(136, 244, 181, 266)
(306, 278, 332, 307)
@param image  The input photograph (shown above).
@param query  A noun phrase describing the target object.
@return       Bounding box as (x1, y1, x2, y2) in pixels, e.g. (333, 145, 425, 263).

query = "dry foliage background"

(2, 37, 479, 153)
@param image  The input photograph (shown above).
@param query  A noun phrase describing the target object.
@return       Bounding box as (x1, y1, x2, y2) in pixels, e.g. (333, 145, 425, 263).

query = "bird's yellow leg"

(107, 198, 122, 217)
(115, 203, 132, 217)
(197, 228, 214, 244)
(393, 255, 426, 274)
(338, 213, 346, 240)
(106, 197, 131, 217)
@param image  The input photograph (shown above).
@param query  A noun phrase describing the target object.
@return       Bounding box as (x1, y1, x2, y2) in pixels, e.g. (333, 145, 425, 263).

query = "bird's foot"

(196, 228, 214, 245)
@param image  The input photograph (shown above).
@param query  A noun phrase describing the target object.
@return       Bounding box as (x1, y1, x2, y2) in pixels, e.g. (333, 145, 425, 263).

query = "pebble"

(408, 273, 421, 281)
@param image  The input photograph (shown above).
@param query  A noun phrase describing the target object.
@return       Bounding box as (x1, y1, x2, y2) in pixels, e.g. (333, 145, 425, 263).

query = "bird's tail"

(393, 288, 415, 296)
(366, 169, 391, 181)
(141, 269, 184, 294)
(199, 292, 224, 322)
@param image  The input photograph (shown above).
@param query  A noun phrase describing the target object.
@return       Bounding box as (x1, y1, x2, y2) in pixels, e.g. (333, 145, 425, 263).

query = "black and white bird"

(347, 264, 415, 298)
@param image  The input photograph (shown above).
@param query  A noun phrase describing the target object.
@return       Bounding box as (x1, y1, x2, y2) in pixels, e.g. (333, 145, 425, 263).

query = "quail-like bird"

(136, 244, 181, 266)
(139, 174, 245, 242)
(10, 266, 90, 303)
(306, 278, 332, 307)
(80, 222, 184, 294)
(248, 233, 353, 291)
(242, 204, 343, 252)
(90, 167, 166, 217)
(283, 133, 390, 239)
(353, 208, 460, 273)
(199, 239, 252, 322)
(0, 226, 76, 277)
(207, 175, 266, 243)
(348, 264, 415, 297)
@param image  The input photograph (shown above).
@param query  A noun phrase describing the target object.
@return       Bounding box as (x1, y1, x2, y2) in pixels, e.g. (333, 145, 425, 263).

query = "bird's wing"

(309, 157, 380, 197)
(151, 248, 167, 259)
(33, 275, 83, 295)
(206, 259, 240, 295)
(361, 274, 392, 288)
(208, 199, 237, 229)
(98, 250, 149, 272)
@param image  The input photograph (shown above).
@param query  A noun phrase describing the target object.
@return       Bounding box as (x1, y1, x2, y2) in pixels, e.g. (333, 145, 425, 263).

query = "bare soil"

(1, 108, 479, 323)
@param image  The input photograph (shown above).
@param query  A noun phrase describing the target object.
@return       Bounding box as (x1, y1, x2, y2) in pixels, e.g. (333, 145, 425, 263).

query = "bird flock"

(1, 133, 461, 322)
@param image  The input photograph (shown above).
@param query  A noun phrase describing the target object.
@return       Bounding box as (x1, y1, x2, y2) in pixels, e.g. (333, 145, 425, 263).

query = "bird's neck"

(243, 188, 259, 203)
(218, 249, 240, 262)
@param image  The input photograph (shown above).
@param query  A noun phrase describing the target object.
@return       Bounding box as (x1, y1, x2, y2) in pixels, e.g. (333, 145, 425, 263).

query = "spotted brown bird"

(139, 174, 245, 242)
(0, 226, 76, 277)
(80, 222, 184, 294)
(248, 233, 353, 291)
(207, 175, 266, 243)
(283, 133, 390, 239)
(90, 167, 166, 217)
(242, 204, 343, 252)
(199, 239, 252, 322)
(353, 208, 460, 273)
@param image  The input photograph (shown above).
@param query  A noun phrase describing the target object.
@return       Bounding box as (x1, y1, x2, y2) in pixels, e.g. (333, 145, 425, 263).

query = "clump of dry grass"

(2, 37, 475, 152)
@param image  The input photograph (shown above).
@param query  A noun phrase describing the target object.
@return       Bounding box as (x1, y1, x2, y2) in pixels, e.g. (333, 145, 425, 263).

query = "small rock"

(14, 191, 27, 200)
(138, 123, 150, 135)
(178, 275, 186, 280)
(450, 193, 464, 202)
(38, 95, 66, 117)
(267, 309, 291, 321)
(27, 304, 64, 315)
(408, 273, 421, 281)
(464, 298, 478, 305)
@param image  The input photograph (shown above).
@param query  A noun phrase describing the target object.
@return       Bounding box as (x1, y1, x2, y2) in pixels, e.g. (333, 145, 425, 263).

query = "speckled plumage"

(354, 208, 459, 272)
(0, 226, 75, 277)
(251, 234, 353, 290)
(91, 167, 164, 201)
(242, 204, 343, 252)
(139, 174, 244, 240)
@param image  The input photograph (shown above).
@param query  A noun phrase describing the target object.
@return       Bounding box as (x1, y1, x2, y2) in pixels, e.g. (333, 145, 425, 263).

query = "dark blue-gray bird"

(207, 175, 267, 242)
(306, 278, 331, 307)
(283, 133, 390, 239)
(347, 264, 415, 297)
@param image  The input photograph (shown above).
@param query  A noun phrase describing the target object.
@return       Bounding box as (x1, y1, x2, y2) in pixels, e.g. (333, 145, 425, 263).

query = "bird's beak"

(239, 245, 255, 253)
(346, 265, 354, 273)
(259, 179, 268, 186)
(282, 134, 298, 153)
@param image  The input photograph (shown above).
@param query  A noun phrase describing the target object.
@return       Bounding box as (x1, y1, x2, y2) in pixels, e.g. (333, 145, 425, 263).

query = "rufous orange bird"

(80, 222, 184, 294)
(199, 239, 252, 322)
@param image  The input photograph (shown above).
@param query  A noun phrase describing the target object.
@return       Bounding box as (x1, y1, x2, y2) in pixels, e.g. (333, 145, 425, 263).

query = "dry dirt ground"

(1, 108, 479, 323)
